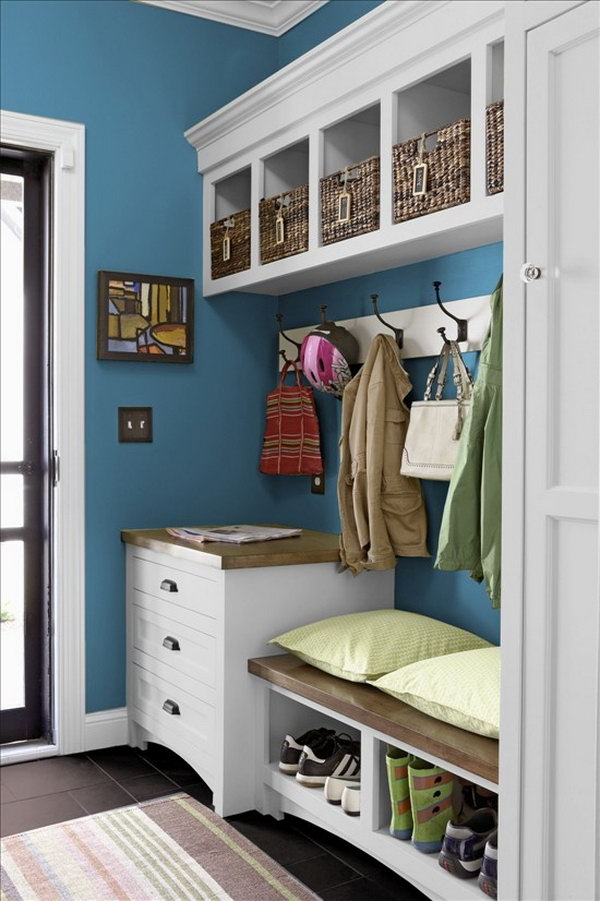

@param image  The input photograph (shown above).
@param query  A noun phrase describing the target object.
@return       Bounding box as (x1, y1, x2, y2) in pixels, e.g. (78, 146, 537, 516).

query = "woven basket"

(210, 210, 251, 279)
(393, 118, 470, 223)
(320, 156, 380, 245)
(486, 100, 504, 195)
(260, 185, 308, 264)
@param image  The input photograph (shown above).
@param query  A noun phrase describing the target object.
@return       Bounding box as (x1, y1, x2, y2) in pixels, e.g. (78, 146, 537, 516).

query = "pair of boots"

(385, 746, 454, 854)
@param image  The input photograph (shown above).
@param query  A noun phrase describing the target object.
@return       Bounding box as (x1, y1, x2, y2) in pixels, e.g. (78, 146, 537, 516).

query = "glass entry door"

(1, 150, 52, 744)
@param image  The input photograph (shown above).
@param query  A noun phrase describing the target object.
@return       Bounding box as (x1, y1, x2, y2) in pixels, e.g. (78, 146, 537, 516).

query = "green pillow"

(369, 646, 500, 738)
(269, 609, 492, 683)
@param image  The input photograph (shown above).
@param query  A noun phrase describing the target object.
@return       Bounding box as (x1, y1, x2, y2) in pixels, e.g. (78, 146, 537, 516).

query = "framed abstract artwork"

(97, 271, 194, 363)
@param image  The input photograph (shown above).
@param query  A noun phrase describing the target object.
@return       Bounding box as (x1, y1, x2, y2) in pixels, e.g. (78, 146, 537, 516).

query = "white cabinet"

(124, 530, 394, 816)
(185, 1, 505, 297)
(502, 2, 599, 899)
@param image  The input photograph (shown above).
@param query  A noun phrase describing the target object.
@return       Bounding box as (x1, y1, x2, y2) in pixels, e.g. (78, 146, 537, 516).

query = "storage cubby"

(322, 104, 380, 176)
(214, 167, 251, 221)
(393, 61, 471, 225)
(395, 60, 471, 145)
(262, 140, 309, 199)
(486, 41, 504, 196)
(260, 140, 309, 264)
(211, 168, 251, 279)
(189, 3, 504, 296)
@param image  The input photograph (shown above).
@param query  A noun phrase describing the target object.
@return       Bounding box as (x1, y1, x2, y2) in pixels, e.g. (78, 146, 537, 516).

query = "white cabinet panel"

(516, 4, 600, 900)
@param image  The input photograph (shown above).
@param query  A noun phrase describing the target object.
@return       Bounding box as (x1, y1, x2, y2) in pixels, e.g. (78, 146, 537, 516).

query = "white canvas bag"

(401, 340, 473, 481)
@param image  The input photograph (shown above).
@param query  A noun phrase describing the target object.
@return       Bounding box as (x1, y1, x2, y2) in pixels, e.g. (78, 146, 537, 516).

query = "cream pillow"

(369, 645, 500, 738)
(269, 609, 492, 683)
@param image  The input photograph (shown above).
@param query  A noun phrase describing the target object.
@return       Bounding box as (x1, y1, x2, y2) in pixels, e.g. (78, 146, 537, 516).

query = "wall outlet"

(118, 407, 153, 442)
(311, 472, 325, 494)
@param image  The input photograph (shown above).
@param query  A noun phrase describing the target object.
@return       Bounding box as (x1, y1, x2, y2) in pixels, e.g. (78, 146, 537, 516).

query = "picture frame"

(97, 270, 194, 363)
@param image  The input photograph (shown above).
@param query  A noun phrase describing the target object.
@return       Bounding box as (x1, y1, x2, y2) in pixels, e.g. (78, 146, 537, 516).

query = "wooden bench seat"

(248, 653, 499, 785)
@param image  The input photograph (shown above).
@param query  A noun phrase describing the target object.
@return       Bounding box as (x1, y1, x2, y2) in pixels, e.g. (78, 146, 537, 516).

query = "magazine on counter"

(166, 525, 302, 545)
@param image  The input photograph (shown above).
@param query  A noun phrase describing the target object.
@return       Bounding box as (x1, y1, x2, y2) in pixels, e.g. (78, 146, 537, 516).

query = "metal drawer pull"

(160, 578, 178, 592)
(162, 635, 180, 651)
(162, 699, 180, 716)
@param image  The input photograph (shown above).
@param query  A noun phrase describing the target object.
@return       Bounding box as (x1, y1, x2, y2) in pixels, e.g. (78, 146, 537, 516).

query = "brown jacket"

(338, 334, 429, 574)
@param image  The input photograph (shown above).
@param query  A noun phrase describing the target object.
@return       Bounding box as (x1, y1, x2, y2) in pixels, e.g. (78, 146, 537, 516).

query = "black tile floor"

(0, 744, 426, 900)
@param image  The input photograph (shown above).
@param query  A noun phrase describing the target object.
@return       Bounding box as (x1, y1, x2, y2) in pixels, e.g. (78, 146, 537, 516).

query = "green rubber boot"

(385, 746, 413, 840)
(408, 757, 455, 853)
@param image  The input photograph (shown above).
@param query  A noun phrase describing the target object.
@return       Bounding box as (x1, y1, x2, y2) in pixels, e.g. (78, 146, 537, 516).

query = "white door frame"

(1, 110, 86, 762)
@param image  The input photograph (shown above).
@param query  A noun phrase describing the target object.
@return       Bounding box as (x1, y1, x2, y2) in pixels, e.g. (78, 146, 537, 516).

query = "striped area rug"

(0, 793, 317, 900)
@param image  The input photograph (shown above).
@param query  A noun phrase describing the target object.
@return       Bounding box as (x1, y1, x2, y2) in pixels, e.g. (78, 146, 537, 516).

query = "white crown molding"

(185, 1, 453, 158)
(135, 0, 328, 36)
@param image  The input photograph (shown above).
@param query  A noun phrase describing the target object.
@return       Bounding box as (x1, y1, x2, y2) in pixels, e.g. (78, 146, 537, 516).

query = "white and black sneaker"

(279, 727, 335, 774)
(296, 732, 360, 786)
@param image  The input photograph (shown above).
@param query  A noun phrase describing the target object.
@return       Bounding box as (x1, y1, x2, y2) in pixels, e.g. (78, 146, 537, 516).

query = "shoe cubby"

(252, 666, 499, 901)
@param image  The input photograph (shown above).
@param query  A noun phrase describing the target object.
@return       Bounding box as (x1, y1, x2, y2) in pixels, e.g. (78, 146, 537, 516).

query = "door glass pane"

(1, 541, 25, 710)
(1, 475, 24, 528)
(1, 173, 24, 462)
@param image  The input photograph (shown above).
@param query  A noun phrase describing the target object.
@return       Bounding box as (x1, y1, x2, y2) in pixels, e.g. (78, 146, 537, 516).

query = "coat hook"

(320, 304, 328, 325)
(370, 294, 404, 349)
(432, 281, 467, 343)
(275, 313, 302, 363)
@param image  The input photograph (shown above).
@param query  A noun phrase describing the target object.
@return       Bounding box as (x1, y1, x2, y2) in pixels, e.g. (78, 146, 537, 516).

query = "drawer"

(130, 553, 221, 620)
(130, 663, 215, 776)
(132, 604, 217, 689)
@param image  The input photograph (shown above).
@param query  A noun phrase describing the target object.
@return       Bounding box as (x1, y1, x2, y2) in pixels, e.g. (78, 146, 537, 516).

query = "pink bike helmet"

(300, 320, 359, 397)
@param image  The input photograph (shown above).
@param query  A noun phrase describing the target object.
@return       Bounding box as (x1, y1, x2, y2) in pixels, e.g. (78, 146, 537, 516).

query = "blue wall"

(2, 0, 500, 713)
(276, 244, 503, 645)
(278, 0, 385, 68)
(1, 0, 281, 712)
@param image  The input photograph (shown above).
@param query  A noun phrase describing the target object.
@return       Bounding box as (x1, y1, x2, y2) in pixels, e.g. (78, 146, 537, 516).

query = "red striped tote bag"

(259, 361, 323, 475)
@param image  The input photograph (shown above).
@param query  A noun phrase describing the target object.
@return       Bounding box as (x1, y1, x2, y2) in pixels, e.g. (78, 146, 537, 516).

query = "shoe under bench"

(249, 653, 499, 901)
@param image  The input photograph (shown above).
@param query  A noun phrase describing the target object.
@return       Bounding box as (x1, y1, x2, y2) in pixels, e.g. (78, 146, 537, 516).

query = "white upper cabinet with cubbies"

(186, 0, 505, 296)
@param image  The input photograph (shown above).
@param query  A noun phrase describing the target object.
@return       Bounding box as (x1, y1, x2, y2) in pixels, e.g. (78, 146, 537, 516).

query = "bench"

(249, 653, 499, 901)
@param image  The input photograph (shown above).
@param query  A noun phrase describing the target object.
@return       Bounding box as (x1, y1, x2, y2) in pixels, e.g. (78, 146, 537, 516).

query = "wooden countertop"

(249, 653, 499, 786)
(121, 526, 341, 570)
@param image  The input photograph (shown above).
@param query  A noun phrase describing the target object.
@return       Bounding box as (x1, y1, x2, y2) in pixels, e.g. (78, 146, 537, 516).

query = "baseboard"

(84, 707, 128, 751)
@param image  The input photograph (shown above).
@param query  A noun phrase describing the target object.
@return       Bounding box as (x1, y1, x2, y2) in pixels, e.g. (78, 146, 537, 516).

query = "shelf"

(266, 764, 484, 901)
(187, 1, 505, 297)
(207, 194, 502, 296)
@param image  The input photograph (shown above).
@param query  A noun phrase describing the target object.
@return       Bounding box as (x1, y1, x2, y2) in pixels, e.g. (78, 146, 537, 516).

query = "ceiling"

(136, 0, 328, 36)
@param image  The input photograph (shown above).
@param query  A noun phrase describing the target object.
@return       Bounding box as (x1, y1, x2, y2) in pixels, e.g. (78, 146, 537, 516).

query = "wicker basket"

(320, 156, 380, 245)
(393, 118, 470, 223)
(259, 185, 308, 264)
(486, 100, 504, 195)
(210, 210, 251, 280)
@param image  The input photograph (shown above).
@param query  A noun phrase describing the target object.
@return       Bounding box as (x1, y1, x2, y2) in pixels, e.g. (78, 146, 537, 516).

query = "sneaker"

(439, 809, 498, 878)
(279, 727, 335, 774)
(296, 732, 360, 786)
(324, 774, 360, 805)
(478, 831, 498, 898)
(341, 784, 361, 816)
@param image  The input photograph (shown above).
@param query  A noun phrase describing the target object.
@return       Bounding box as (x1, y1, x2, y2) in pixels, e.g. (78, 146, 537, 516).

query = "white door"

(519, 4, 599, 900)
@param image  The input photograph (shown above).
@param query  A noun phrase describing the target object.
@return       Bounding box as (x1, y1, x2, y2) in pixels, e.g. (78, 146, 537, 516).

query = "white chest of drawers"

(123, 528, 394, 816)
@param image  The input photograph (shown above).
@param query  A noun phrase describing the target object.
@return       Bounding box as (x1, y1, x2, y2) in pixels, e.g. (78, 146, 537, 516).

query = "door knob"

(520, 263, 542, 283)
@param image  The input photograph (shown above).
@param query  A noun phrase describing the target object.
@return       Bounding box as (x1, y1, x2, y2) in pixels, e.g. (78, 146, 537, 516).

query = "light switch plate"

(311, 472, 325, 494)
(118, 407, 153, 442)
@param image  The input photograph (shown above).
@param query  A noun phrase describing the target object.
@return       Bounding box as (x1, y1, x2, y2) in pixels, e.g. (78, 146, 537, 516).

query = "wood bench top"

(248, 653, 499, 786)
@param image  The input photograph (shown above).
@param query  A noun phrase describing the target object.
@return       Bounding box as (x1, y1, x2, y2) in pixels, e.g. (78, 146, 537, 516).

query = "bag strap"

(448, 341, 473, 402)
(279, 359, 302, 388)
(424, 343, 451, 401)
(424, 341, 473, 402)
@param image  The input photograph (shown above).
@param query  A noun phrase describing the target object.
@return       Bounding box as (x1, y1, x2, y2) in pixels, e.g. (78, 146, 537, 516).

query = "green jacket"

(435, 277, 503, 607)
